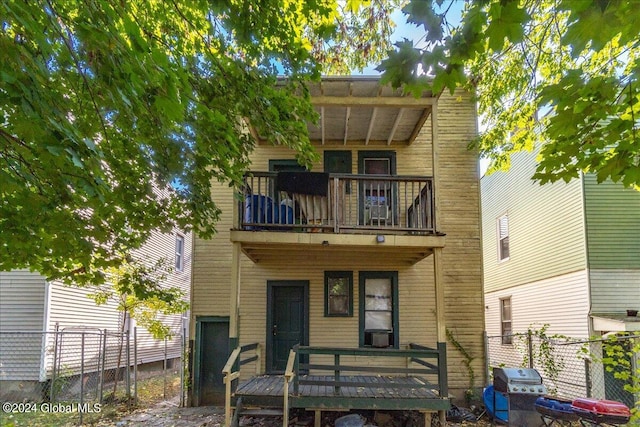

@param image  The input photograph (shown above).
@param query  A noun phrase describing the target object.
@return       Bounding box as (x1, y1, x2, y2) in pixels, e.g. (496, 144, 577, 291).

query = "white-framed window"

(175, 234, 185, 272)
(497, 214, 510, 261)
(500, 297, 512, 345)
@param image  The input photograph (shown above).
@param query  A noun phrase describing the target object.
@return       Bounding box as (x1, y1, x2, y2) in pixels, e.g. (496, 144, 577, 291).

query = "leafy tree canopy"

(378, 0, 640, 190)
(0, 0, 399, 295)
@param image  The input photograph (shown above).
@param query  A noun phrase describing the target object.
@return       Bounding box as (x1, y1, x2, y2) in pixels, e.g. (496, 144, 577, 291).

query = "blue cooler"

(244, 195, 273, 229)
(275, 204, 294, 225)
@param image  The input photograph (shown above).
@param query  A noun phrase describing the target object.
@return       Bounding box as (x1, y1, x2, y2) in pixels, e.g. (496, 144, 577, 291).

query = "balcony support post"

(433, 246, 447, 424)
(230, 241, 241, 349)
(430, 101, 439, 231)
(333, 177, 340, 233)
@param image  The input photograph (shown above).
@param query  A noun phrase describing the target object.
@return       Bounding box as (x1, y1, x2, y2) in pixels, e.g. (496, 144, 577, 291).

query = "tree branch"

(43, 0, 110, 146)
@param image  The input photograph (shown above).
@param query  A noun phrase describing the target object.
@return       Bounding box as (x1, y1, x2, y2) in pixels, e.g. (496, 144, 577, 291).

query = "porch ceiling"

(252, 76, 436, 146)
(230, 230, 444, 266)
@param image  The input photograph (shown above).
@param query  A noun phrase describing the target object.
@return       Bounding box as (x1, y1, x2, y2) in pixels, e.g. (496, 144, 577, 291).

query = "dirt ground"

(103, 396, 225, 426)
(106, 399, 494, 427)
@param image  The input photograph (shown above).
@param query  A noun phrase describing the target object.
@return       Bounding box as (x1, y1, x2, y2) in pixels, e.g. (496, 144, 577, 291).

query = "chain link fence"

(486, 331, 639, 415)
(0, 326, 186, 424)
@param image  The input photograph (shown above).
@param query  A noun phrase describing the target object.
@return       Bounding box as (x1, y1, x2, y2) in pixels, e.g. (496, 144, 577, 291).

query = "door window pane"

(364, 158, 390, 175)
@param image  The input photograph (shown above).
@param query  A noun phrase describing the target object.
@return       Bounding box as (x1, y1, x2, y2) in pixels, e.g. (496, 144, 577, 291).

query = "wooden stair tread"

(238, 408, 284, 417)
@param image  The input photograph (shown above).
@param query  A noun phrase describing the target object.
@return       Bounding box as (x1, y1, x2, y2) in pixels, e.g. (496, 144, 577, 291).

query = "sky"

(361, 3, 489, 175)
(361, 2, 464, 74)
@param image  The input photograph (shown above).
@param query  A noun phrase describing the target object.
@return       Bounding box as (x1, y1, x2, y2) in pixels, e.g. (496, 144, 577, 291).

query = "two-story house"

(0, 226, 191, 401)
(190, 76, 484, 424)
(481, 146, 640, 406)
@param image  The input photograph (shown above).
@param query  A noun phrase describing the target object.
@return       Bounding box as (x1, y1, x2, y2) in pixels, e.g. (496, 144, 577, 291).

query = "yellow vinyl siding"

(191, 180, 235, 317)
(235, 263, 437, 374)
(246, 144, 434, 176)
(191, 89, 484, 398)
(436, 91, 485, 393)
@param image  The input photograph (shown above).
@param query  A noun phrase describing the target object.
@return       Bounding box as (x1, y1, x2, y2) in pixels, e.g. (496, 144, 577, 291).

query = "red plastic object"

(571, 398, 630, 425)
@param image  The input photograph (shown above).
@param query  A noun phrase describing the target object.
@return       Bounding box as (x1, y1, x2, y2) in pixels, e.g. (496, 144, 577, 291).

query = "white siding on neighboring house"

(485, 269, 591, 339)
(481, 149, 587, 294)
(47, 281, 122, 331)
(485, 270, 591, 398)
(43, 226, 192, 366)
(131, 228, 192, 363)
(590, 269, 640, 314)
(0, 270, 47, 331)
(1, 230, 191, 385)
(0, 271, 47, 381)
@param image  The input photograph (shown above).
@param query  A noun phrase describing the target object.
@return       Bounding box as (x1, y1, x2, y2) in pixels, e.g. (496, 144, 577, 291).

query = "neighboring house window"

(325, 271, 353, 317)
(498, 214, 510, 261)
(500, 297, 512, 344)
(359, 271, 399, 348)
(175, 234, 185, 272)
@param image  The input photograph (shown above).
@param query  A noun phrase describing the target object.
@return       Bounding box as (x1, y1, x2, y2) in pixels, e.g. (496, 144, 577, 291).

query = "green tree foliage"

(581, 333, 640, 423)
(88, 256, 188, 339)
(378, 0, 640, 190)
(0, 0, 397, 297)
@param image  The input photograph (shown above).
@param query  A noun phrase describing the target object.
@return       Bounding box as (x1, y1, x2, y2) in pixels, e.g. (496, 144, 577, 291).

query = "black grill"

(493, 367, 546, 395)
(493, 367, 547, 426)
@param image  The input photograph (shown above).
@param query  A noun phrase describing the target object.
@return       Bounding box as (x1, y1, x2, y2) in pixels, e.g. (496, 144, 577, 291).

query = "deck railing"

(240, 172, 435, 234)
(286, 343, 448, 397)
(283, 350, 297, 427)
(222, 343, 261, 427)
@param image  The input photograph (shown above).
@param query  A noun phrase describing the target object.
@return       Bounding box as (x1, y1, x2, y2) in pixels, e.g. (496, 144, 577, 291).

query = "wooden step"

(238, 408, 284, 417)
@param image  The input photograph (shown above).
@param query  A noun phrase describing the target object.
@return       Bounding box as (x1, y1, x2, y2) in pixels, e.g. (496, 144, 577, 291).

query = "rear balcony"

(239, 172, 436, 234)
(232, 172, 443, 266)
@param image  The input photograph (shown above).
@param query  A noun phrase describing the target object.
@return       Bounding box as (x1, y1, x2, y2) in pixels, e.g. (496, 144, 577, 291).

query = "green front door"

(266, 281, 308, 373)
(195, 317, 230, 405)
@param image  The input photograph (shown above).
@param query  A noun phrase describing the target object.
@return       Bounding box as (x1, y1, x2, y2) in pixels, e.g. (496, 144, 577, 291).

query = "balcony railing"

(239, 172, 435, 234)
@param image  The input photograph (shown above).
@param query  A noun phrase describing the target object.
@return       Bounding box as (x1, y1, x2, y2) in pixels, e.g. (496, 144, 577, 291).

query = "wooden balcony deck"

(240, 172, 436, 235)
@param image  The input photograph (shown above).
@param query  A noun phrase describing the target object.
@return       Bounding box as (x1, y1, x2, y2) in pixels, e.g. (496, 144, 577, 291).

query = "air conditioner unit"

(371, 331, 390, 348)
(365, 205, 390, 223)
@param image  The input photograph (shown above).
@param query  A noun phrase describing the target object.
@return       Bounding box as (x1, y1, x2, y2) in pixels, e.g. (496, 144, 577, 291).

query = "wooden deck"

(235, 375, 449, 411)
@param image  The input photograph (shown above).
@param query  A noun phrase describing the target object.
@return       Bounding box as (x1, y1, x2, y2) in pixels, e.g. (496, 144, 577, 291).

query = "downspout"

(431, 97, 444, 344)
(579, 172, 594, 336)
(40, 279, 53, 382)
(473, 93, 489, 387)
(230, 188, 241, 351)
(187, 230, 196, 406)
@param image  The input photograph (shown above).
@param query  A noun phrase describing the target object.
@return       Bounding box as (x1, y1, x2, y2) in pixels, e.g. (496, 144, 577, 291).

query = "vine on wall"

(446, 328, 477, 404)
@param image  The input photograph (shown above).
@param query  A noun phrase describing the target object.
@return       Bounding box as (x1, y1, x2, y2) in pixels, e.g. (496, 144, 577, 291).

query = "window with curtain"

(359, 272, 398, 348)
